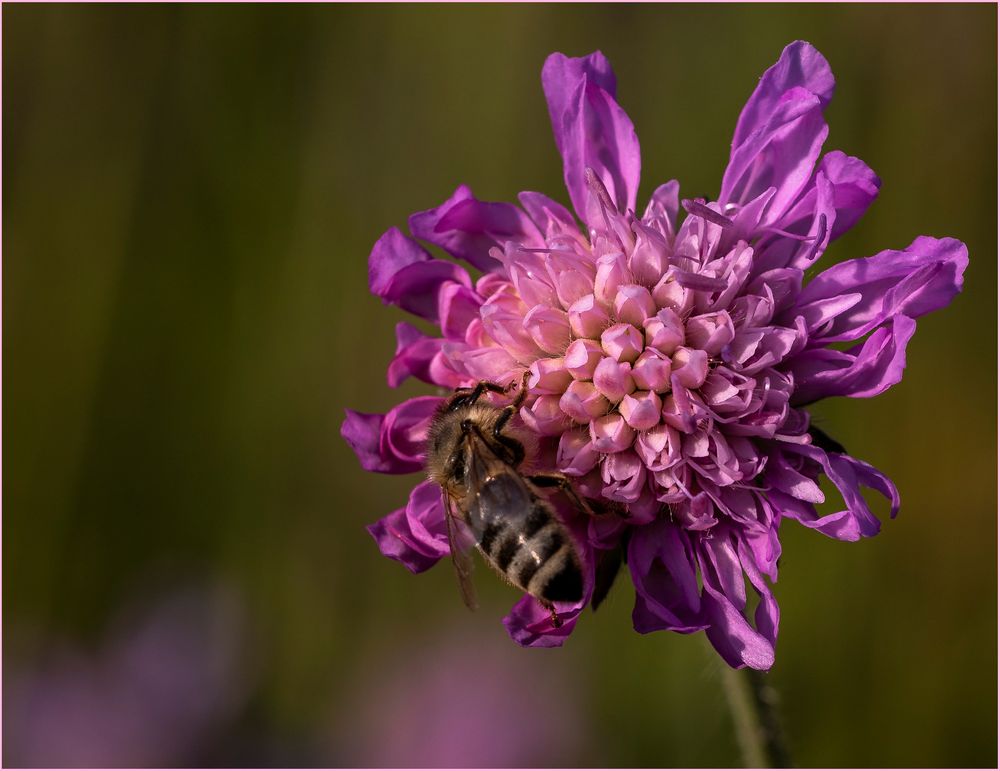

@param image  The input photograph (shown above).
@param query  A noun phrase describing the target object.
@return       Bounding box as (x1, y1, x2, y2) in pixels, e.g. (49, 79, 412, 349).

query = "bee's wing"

(443, 491, 479, 612)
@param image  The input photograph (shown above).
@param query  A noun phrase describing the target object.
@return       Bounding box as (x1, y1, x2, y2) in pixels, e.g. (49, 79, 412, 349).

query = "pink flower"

(343, 42, 967, 669)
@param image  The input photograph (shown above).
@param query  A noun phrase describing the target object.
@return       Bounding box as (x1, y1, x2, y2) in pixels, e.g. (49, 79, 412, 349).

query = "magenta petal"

(769, 489, 856, 541)
(517, 191, 583, 240)
(743, 520, 782, 583)
(731, 40, 835, 151)
(366, 480, 449, 573)
(437, 282, 482, 341)
(408, 185, 542, 271)
(628, 224, 669, 286)
(460, 344, 519, 382)
(342, 410, 395, 473)
(502, 595, 582, 648)
(779, 445, 899, 540)
(628, 519, 704, 633)
(722, 87, 828, 225)
(755, 169, 834, 275)
(368, 227, 432, 297)
(766, 450, 824, 503)
(345, 397, 443, 475)
(387, 323, 445, 388)
(789, 315, 916, 404)
(392, 262, 472, 323)
(643, 181, 681, 241)
(541, 50, 616, 155)
(818, 151, 881, 240)
(369, 227, 471, 321)
(699, 536, 775, 671)
(379, 396, 445, 471)
(793, 236, 968, 343)
(702, 582, 776, 671)
(737, 537, 780, 653)
(701, 531, 746, 607)
(541, 51, 640, 224)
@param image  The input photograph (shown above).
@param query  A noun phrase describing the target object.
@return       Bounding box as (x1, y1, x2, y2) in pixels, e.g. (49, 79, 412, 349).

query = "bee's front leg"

(448, 380, 509, 410)
(507, 369, 531, 408)
(539, 598, 563, 628)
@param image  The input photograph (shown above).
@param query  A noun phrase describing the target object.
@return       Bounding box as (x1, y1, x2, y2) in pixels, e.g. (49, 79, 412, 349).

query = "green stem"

(721, 665, 792, 768)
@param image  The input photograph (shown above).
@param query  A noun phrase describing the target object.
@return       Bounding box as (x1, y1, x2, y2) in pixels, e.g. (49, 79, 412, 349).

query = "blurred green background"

(4, 3, 997, 767)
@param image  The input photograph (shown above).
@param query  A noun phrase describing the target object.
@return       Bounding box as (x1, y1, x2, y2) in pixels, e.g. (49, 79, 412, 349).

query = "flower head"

(343, 42, 967, 669)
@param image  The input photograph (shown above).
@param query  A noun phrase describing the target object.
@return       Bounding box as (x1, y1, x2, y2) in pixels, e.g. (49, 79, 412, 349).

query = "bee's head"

(425, 402, 474, 488)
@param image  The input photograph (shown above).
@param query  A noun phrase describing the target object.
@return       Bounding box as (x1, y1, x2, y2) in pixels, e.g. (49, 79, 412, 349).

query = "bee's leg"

(539, 598, 563, 628)
(448, 380, 508, 410)
(490, 413, 525, 467)
(508, 369, 531, 409)
(460, 370, 529, 418)
(496, 432, 526, 467)
(467, 421, 525, 468)
(488, 372, 531, 465)
(527, 472, 595, 517)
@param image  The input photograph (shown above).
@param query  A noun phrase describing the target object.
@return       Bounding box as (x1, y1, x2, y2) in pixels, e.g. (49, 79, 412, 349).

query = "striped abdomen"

(469, 476, 583, 604)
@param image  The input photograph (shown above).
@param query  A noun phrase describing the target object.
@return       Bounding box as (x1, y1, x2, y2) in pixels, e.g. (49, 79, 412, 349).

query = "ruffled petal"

(737, 536, 780, 650)
(502, 595, 583, 648)
(517, 191, 584, 241)
(765, 450, 825, 503)
(387, 323, 446, 388)
(731, 40, 835, 151)
(368, 226, 432, 297)
(775, 444, 899, 541)
(541, 51, 640, 224)
(437, 281, 482, 341)
(628, 519, 705, 633)
(368, 227, 471, 322)
(753, 169, 833, 275)
(788, 315, 916, 404)
(456, 344, 520, 383)
(341, 410, 392, 472)
(379, 396, 444, 470)
(748, 151, 879, 274)
(408, 185, 542, 271)
(792, 236, 968, 343)
(699, 533, 776, 671)
(816, 151, 881, 240)
(721, 87, 828, 227)
(366, 480, 449, 573)
(342, 396, 442, 474)
(642, 181, 681, 243)
(743, 514, 782, 582)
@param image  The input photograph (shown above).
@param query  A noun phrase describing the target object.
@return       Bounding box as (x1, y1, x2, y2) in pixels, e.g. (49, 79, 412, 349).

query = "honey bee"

(426, 373, 592, 624)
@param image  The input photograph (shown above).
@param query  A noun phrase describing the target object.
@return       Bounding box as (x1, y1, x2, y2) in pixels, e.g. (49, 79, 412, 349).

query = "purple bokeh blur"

(326, 622, 589, 767)
(5, 582, 250, 767)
